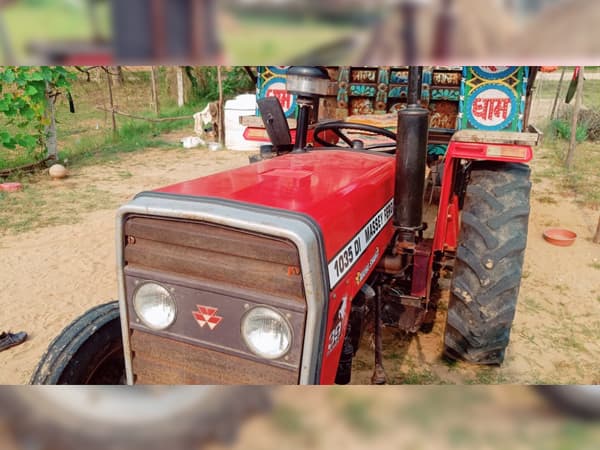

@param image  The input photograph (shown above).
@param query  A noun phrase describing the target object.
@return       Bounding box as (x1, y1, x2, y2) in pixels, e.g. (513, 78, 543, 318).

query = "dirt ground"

(0, 387, 598, 450)
(0, 138, 251, 384)
(216, 387, 600, 450)
(350, 143, 600, 384)
(1, 133, 599, 385)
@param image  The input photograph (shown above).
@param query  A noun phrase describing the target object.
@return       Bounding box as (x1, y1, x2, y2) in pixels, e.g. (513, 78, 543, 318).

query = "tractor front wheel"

(443, 162, 531, 365)
(30, 301, 125, 384)
(0, 387, 271, 450)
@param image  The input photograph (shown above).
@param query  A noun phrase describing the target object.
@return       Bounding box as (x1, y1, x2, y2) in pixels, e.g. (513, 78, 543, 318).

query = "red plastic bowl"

(0, 182, 23, 193)
(543, 228, 577, 247)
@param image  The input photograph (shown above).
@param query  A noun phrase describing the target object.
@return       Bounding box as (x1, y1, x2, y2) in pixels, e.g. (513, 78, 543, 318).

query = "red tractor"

(32, 66, 537, 385)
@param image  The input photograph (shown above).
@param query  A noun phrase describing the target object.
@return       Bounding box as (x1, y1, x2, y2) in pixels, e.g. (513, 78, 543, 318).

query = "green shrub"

(579, 109, 600, 141)
(550, 119, 588, 142)
(185, 67, 255, 103)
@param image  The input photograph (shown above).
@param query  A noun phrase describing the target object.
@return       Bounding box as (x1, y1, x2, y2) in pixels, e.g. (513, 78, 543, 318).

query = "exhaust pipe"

(394, 67, 429, 245)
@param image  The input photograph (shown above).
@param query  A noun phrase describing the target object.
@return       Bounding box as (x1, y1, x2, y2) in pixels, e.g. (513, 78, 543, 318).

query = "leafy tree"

(185, 66, 255, 103)
(0, 66, 74, 161)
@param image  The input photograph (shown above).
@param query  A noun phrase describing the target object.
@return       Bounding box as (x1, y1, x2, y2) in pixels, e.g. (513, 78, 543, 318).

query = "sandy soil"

(2, 386, 598, 450)
(0, 137, 599, 385)
(217, 387, 600, 450)
(352, 156, 600, 384)
(0, 143, 251, 384)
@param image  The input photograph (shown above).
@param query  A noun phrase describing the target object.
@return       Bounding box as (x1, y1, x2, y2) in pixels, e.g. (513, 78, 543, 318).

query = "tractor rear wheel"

(443, 162, 531, 365)
(30, 301, 125, 384)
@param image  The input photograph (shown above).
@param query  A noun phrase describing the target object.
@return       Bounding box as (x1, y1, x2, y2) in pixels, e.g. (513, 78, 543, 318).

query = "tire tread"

(443, 162, 531, 365)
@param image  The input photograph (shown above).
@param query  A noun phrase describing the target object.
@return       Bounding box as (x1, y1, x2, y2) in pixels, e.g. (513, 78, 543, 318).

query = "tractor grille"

(123, 216, 306, 385)
(124, 216, 305, 299)
(130, 331, 299, 384)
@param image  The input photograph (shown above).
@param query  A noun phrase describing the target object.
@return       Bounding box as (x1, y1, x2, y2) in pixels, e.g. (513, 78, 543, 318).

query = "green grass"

(0, 70, 208, 174)
(336, 396, 379, 436)
(0, 181, 116, 235)
(536, 78, 600, 110)
(3, 4, 355, 65)
(0, 148, 41, 171)
(554, 284, 569, 295)
(552, 422, 600, 450)
(535, 75, 600, 209)
(521, 296, 543, 314)
(3, 2, 111, 61)
(0, 69, 215, 235)
(57, 106, 196, 167)
(536, 195, 558, 204)
(398, 368, 444, 385)
(467, 367, 509, 385)
(540, 314, 592, 357)
(535, 134, 600, 208)
(271, 405, 307, 435)
(223, 15, 355, 64)
(549, 119, 588, 142)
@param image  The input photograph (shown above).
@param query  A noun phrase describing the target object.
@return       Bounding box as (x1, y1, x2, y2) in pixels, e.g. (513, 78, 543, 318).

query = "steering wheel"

(313, 121, 397, 153)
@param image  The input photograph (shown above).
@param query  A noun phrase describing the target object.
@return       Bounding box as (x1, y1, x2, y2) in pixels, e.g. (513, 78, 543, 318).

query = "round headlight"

(133, 283, 177, 330)
(241, 307, 292, 360)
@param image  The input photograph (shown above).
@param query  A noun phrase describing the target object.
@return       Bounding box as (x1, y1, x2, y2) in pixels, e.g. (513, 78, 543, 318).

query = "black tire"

(30, 301, 125, 385)
(443, 162, 531, 365)
(0, 386, 272, 450)
(536, 386, 600, 420)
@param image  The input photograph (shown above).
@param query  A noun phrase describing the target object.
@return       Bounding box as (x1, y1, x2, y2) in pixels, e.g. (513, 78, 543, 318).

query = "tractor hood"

(153, 150, 396, 262)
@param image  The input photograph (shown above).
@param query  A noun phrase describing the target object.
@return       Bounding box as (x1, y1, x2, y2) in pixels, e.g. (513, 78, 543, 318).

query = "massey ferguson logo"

(193, 305, 223, 330)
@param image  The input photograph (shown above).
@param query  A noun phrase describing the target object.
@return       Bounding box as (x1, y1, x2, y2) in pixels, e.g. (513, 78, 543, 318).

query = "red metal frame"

(156, 150, 396, 384)
(150, 138, 533, 384)
(432, 140, 533, 255)
(427, 140, 534, 299)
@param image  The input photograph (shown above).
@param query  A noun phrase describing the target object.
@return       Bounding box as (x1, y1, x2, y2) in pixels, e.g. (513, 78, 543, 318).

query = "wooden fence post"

(176, 66, 185, 108)
(45, 82, 58, 159)
(151, 67, 160, 117)
(217, 66, 224, 145)
(550, 67, 566, 121)
(104, 67, 117, 136)
(566, 67, 584, 169)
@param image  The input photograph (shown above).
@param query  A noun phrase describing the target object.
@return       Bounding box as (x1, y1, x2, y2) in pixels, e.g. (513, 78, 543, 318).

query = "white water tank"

(224, 94, 262, 151)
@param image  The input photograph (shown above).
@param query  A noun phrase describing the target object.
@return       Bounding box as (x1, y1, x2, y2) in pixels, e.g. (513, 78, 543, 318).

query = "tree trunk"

(176, 66, 185, 108)
(93, 66, 103, 83)
(151, 67, 160, 117)
(594, 215, 600, 244)
(105, 68, 117, 136)
(0, 12, 16, 65)
(111, 66, 124, 87)
(550, 67, 566, 120)
(566, 67, 584, 169)
(45, 82, 58, 159)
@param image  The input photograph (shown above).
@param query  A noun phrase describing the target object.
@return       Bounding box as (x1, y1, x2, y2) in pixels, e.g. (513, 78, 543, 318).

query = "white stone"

(49, 164, 68, 179)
